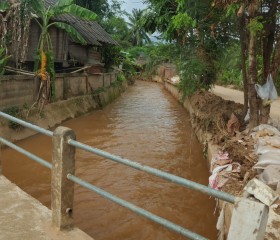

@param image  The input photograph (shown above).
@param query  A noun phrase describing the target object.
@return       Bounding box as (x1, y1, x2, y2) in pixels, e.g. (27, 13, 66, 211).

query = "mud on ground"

(189, 90, 258, 196)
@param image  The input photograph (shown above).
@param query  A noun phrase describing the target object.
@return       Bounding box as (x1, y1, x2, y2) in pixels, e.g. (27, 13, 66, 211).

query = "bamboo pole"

(4, 67, 35, 76)
(70, 66, 91, 74)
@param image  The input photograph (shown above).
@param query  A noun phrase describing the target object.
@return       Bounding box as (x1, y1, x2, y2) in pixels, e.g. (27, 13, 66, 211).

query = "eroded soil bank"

(163, 79, 280, 239)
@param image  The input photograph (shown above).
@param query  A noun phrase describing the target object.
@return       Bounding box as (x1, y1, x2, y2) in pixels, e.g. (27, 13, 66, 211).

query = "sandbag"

(258, 165, 280, 190)
(254, 152, 280, 169)
(255, 136, 280, 154)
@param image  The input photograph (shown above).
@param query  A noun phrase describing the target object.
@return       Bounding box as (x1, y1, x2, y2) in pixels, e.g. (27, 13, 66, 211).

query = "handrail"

(0, 137, 52, 169)
(68, 139, 236, 204)
(0, 112, 236, 240)
(67, 174, 207, 240)
(0, 112, 53, 137)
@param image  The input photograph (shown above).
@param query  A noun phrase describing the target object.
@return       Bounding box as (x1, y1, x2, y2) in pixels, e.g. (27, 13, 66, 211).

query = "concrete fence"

(157, 63, 177, 79)
(0, 72, 118, 110)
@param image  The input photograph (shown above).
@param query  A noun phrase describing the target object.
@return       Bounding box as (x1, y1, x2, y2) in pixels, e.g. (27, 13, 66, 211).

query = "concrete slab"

(0, 175, 93, 240)
(227, 198, 269, 240)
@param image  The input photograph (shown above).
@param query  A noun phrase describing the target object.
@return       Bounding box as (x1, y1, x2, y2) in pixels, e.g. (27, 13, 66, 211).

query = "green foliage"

(122, 52, 138, 76)
(3, 106, 23, 130)
(247, 16, 264, 36)
(75, 0, 109, 18)
(167, 12, 195, 38)
(126, 8, 151, 46)
(61, 4, 97, 21)
(216, 42, 243, 87)
(46, 51, 56, 97)
(30, 0, 97, 99)
(0, 1, 9, 12)
(101, 15, 131, 48)
(0, 48, 11, 75)
(117, 72, 126, 82)
(225, 3, 240, 18)
(102, 45, 123, 71)
(178, 52, 208, 96)
(126, 46, 149, 59)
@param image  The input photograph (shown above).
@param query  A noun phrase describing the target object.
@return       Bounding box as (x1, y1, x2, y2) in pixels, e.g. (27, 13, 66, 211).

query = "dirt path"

(212, 85, 280, 126)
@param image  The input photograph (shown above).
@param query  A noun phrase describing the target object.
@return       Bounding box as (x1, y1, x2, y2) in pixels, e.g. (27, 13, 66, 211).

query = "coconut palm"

(126, 9, 151, 46)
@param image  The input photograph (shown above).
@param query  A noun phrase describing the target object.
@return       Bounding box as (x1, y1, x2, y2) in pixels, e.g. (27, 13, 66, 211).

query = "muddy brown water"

(1, 81, 218, 240)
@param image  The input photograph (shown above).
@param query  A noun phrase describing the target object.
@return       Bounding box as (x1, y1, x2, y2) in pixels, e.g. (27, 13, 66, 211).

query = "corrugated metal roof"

(43, 0, 117, 46)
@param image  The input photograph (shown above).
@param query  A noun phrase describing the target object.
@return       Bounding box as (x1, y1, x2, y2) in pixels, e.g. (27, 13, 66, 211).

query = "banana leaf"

(0, 55, 11, 75)
(0, 2, 9, 12)
(63, 4, 97, 21)
(29, 0, 45, 17)
(54, 0, 74, 8)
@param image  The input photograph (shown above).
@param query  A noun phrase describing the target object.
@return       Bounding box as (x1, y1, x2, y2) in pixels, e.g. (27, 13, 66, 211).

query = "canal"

(1, 81, 218, 239)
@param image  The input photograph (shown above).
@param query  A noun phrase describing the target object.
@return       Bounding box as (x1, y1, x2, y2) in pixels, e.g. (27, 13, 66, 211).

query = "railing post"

(0, 143, 2, 175)
(52, 126, 76, 230)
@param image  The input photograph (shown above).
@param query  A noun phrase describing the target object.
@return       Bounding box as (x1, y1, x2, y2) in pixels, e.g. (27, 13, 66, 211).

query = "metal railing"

(0, 111, 237, 240)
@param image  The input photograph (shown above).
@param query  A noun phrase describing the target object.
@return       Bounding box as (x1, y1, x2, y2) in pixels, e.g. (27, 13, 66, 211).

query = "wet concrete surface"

(0, 175, 92, 240)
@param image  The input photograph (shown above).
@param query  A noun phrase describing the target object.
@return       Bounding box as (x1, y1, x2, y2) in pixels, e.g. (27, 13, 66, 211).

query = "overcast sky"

(121, 0, 146, 13)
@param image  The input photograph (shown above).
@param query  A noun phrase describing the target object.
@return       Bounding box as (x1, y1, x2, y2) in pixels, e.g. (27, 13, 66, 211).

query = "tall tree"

(126, 9, 151, 46)
(74, 0, 109, 18)
(144, 0, 226, 93)
(213, 0, 280, 127)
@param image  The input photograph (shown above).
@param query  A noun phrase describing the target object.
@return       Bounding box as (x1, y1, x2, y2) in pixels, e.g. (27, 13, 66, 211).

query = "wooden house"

(9, 0, 118, 73)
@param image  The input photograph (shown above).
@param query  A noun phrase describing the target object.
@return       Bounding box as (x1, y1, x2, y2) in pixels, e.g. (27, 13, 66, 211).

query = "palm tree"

(126, 9, 151, 46)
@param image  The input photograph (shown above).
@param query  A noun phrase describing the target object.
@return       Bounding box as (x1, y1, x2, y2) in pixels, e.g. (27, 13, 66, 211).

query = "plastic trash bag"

(255, 74, 278, 103)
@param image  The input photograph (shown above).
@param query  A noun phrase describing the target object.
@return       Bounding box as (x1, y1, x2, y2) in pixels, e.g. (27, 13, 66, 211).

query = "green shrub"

(117, 73, 126, 82)
(3, 106, 23, 130)
(216, 42, 243, 87)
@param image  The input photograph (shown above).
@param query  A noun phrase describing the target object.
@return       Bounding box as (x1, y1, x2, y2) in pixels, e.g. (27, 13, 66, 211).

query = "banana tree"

(29, 0, 97, 104)
(0, 48, 11, 75)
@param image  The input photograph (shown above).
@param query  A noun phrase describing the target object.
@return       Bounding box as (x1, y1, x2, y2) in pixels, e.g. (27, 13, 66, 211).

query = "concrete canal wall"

(0, 72, 118, 110)
(162, 80, 233, 235)
(0, 74, 127, 142)
(0, 74, 127, 239)
(148, 63, 236, 236)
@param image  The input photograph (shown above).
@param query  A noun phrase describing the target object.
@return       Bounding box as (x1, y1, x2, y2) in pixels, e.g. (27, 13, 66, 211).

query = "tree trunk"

(259, 0, 277, 124)
(271, 38, 280, 80)
(239, 14, 249, 122)
(248, 30, 259, 128)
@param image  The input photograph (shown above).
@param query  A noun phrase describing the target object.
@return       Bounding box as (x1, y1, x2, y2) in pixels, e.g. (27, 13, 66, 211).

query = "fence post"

(52, 126, 76, 230)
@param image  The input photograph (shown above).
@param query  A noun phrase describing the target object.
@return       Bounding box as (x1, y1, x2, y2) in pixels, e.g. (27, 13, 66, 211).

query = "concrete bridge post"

(0, 144, 2, 175)
(52, 126, 76, 230)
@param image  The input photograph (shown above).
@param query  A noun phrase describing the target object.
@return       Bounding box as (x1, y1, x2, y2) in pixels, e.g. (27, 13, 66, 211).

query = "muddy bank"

(162, 79, 280, 239)
(0, 80, 127, 142)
